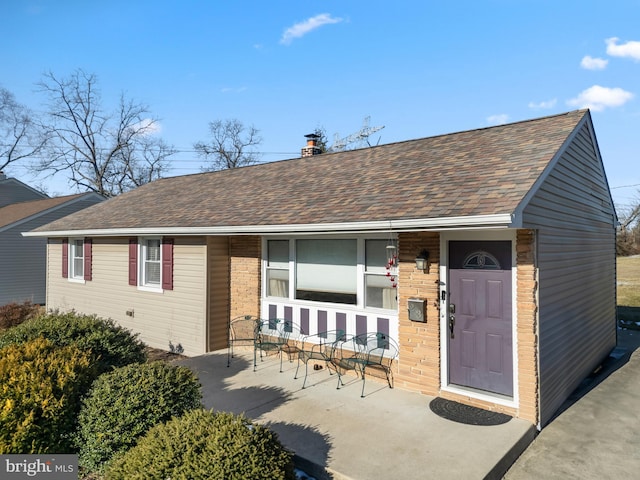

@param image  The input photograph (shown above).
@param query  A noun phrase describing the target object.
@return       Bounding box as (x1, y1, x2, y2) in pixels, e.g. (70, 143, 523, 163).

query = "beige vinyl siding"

(522, 121, 616, 427)
(47, 236, 209, 356)
(207, 236, 230, 351)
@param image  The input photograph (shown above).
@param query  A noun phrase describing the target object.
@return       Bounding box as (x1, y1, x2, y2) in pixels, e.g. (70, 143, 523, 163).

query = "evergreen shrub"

(106, 409, 296, 480)
(76, 361, 202, 473)
(0, 337, 96, 454)
(0, 311, 146, 373)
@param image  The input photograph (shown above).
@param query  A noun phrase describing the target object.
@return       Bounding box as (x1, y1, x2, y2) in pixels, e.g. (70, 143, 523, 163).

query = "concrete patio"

(177, 350, 536, 480)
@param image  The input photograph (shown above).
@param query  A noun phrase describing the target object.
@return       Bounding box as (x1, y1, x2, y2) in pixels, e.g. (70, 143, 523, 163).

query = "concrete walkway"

(504, 327, 640, 479)
(178, 351, 535, 480)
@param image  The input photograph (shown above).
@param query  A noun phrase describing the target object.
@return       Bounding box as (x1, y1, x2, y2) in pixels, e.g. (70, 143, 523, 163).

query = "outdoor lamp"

(415, 249, 429, 272)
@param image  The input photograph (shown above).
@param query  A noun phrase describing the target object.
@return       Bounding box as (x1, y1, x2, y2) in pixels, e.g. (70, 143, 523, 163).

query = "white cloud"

(280, 13, 343, 45)
(131, 118, 160, 135)
(487, 114, 509, 125)
(581, 55, 608, 70)
(606, 37, 640, 61)
(220, 86, 248, 93)
(567, 85, 634, 111)
(528, 99, 557, 110)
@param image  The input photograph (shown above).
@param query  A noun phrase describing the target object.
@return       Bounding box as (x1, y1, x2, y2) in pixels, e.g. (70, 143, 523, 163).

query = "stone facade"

(229, 236, 261, 320)
(396, 232, 441, 395)
(224, 230, 540, 424)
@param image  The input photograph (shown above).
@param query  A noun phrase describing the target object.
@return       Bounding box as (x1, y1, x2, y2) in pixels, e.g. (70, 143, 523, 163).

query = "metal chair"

(254, 319, 303, 372)
(227, 315, 260, 367)
(332, 332, 399, 397)
(295, 329, 346, 389)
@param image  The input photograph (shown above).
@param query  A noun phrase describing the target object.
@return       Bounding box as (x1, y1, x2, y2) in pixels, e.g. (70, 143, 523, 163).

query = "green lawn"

(618, 255, 640, 307)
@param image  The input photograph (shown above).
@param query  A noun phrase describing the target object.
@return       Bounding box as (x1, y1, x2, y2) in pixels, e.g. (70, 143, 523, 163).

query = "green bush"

(0, 337, 97, 454)
(0, 311, 146, 373)
(106, 409, 296, 480)
(0, 300, 41, 331)
(76, 361, 202, 474)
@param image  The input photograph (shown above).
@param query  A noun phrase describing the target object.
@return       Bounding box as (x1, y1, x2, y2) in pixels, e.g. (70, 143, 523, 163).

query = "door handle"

(449, 314, 455, 339)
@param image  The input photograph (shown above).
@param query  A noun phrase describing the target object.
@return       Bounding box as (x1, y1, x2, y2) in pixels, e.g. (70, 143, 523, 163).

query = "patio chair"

(332, 332, 399, 397)
(254, 319, 303, 372)
(296, 329, 346, 389)
(278, 320, 304, 366)
(227, 315, 260, 367)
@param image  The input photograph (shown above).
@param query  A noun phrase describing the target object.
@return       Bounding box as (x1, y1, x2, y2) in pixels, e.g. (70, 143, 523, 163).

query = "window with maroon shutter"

(62, 238, 69, 278)
(130, 237, 174, 291)
(84, 238, 92, 281)
(129, 237, 138, 286)
(161, 237, 174, 290)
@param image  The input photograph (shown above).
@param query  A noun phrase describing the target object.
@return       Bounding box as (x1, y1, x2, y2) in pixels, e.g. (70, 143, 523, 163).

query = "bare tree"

(36, 69, 175, 196)
(0, 87, 45, 173)
(194, 119, 262, 171)
(312, 126, 329, 153)
(617, 192, 640, 255)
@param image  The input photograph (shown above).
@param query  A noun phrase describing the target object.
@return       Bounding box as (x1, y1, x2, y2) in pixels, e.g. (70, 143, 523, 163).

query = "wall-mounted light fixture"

(415, 249, 429, 272)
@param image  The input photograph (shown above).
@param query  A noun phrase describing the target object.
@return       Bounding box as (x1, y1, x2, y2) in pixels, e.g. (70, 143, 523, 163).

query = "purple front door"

(448, 241, 513, 396)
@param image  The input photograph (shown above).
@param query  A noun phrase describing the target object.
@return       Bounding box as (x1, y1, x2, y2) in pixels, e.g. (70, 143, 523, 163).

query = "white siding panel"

(522, 122, 616, 427)
(46, 237, 208, 356)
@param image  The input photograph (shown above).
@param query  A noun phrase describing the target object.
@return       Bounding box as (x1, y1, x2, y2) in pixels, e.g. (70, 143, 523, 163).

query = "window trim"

(64, 237, 92, 283)
(130, 236, 174, 292)
(262, 235, 398, 312)
(139, 236, 163, 292)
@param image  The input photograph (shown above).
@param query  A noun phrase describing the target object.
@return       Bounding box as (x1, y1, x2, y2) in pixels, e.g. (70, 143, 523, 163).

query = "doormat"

(429, 398, 512, 426)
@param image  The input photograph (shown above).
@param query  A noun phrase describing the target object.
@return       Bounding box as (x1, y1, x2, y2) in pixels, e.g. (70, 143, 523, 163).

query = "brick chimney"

(301, 133, 322, 157)
(0, 171, 6, 180)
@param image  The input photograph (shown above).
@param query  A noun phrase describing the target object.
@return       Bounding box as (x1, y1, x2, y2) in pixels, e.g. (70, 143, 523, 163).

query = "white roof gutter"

(23, 213, 515, 237)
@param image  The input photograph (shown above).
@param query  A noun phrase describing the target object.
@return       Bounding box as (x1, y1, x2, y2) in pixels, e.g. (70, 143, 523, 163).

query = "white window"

(264, 237, 398, 311)
(296, 239, 357, 304)
(69, 238, 84, 280)
(140, 238, 161, 287)
(365, 239, 398, 310)
(266, 240, 289, 297)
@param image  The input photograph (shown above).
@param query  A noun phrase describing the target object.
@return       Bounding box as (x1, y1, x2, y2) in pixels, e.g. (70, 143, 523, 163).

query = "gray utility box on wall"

(408, 298, 426, 322)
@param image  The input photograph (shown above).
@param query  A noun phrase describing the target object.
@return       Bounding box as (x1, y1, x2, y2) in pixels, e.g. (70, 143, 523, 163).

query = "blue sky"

(2, 1, 639, 212)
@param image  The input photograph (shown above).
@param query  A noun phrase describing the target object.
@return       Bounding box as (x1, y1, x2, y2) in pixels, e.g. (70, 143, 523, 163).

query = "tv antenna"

(328, 116, 384, 152)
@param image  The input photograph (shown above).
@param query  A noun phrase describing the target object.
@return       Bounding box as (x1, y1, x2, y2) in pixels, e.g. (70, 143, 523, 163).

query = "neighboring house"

(26, 110, 616, 429)
(0, 172, 48, 207)
(0, 191, 105, 306)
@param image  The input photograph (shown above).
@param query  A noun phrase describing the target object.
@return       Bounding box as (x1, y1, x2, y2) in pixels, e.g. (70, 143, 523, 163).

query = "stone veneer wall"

(514, 229, 538, 425)
(224, 231, 540, 424)
(395, 232, 441, 395)
(229, 236, 261, 320)
(397, 230, 539, 425)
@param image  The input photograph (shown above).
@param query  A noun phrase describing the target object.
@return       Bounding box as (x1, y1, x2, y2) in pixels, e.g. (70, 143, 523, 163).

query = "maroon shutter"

(162, 237, 174, 290)
(62, 238, 69, 278)
(128, 238, 138, 286)
(84, 238, 92, 281)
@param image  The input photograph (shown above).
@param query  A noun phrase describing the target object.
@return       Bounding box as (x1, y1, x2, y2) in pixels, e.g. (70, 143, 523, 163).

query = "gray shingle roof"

(32, 110, 589, 234)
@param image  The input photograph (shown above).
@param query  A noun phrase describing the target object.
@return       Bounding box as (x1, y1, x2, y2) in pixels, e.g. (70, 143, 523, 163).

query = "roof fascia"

(23, 213, 514, 237)
(12, 193, 105, 235)
(511, 111, 589, 227)
(582, 113, 618, 223)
